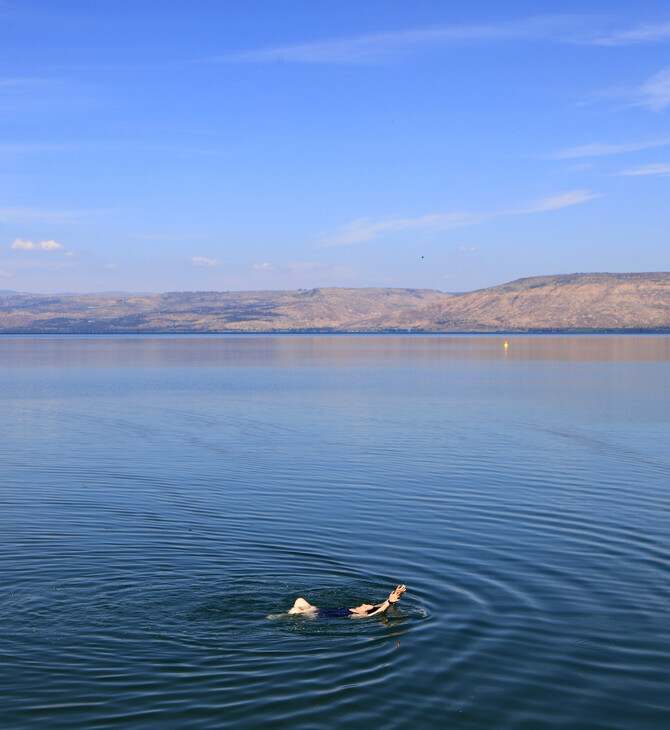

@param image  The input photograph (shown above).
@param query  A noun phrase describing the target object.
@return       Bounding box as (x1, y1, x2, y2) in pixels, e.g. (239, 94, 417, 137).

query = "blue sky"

(1, 0, 669, 293)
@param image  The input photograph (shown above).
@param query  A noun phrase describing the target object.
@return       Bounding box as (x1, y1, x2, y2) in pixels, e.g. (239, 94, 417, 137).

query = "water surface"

(1, 335, 669, 728)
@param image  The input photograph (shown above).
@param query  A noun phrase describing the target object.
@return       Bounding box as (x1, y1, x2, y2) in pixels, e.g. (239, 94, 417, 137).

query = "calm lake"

(1, 334, 669, 729)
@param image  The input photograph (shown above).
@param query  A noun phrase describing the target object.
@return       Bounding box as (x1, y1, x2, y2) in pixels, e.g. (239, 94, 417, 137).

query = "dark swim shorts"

(316, 607, 354, 618)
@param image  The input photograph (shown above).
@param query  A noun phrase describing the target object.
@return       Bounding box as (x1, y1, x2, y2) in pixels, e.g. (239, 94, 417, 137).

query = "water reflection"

(0, 334, 668, 368)
(1, 334, 669, 729)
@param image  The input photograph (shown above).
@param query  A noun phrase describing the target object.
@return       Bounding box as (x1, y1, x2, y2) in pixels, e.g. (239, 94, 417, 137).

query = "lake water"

(1, 335, 669, 729)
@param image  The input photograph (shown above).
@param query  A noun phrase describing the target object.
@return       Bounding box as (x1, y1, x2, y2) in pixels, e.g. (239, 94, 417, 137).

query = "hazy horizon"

(2, 270, 669, 298)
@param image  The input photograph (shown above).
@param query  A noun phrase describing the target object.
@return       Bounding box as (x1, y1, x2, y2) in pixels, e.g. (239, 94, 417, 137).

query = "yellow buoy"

(504, 341, 509, 349)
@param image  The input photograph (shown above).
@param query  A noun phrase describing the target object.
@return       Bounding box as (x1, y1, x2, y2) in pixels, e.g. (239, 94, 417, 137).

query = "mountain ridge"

(1, 273, 669, 333)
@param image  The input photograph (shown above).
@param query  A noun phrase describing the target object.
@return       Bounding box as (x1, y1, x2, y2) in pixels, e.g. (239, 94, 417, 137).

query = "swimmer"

(288, 584, 406, 618)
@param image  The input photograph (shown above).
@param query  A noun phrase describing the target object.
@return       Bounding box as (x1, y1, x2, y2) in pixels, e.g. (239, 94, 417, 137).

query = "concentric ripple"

(1, 335, 669, 729)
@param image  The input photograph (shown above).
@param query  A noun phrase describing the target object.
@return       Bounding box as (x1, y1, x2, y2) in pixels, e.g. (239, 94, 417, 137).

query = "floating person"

(287, 584, 406, 618)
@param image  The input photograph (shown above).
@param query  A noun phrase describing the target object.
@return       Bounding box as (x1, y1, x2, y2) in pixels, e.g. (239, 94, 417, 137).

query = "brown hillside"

(0, 273, 668, 333)
(385, 273, 670, 331)
(0, 288, 444, 333)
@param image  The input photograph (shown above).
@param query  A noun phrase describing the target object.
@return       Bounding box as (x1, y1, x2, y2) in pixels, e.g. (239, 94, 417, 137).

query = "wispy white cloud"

(318, 212, 475, 247)
(192, 256, 220, 267)
(11, 238, 65, 252)
(105, 263, 119, 269)
(513, 190, 601, 214)
(637, 65, 670, 111)
(214, 16, 670, 65)
(0, 268, 13, 277)
(459, 245, 476, 252)
(613, 162, 670, 176)
(220, 16, 581, 65)
(252, 262, 275, 271)
(319, 190, 598, 248)
(586, 21, 670, 46)
(553, 139, 670, 159)
(576, 63, 670, 115)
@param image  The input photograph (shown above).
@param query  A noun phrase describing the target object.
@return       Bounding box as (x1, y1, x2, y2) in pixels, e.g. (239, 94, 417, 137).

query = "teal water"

(1, 335, 669, 729)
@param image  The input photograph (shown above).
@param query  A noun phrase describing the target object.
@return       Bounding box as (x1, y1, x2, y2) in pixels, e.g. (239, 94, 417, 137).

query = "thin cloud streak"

(586, 21, 670, 46)
(214, 16, 670, 65)
(318, 213, 476, 247)
(579, 64, 670, 115)
(320, 191, 598, 247)
(553, 139, 670, 159)
(637, 65, 670, 111)
(220, 16, 582, 65)
(613, 163, 670, 176)
(512, 190, 601, 214)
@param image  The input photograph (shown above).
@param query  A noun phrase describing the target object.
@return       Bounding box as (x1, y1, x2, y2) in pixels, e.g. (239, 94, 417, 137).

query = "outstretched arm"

(350, 584, 406, 616)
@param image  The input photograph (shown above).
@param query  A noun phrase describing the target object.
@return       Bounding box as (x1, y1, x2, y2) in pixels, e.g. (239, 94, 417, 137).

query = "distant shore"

(1, 272, 669, 334)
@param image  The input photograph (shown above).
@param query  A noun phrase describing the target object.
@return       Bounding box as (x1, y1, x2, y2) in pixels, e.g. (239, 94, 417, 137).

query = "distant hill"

(0, 288, 444, 333)
(0, 273, 668, 333)
(385, 272, 670, 332)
